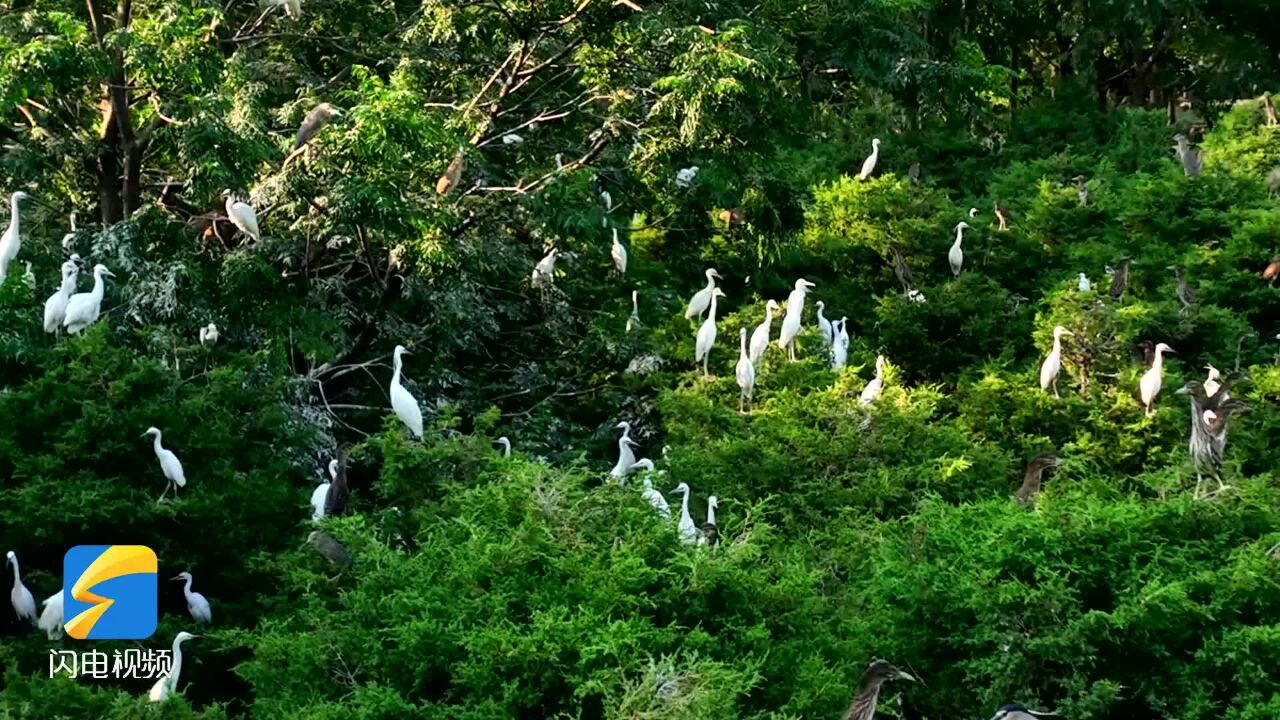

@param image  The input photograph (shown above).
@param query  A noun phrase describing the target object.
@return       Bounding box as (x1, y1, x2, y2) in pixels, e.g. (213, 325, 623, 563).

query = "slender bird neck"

(183, 576, 194, 595)
(1051, 335, 1062, 353)
(681, 490, 691, 514)
(707, 502, 716, 524)
(60, 271, 78, 294)
(170, 638, 186, 681)
(151, 433, 164, 452)
(708, 293, 718, 320)
(9, 558, 19, 583)
(740, 332, 748, 355)
(91, 271, 106, 297)
(953, 227, 964, 244)
(9, 195, 20, 221)
(765, 305, 774, 321)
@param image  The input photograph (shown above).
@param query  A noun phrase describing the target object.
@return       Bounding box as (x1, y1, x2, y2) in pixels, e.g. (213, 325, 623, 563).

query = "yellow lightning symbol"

(65, 546, 156, 639)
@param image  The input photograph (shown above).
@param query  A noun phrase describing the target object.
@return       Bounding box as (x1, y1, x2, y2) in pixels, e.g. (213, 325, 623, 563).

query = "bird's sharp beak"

(169, 575, 183, 581)
(1175, 386, 1188, 395)
(895, 670, 916, 682)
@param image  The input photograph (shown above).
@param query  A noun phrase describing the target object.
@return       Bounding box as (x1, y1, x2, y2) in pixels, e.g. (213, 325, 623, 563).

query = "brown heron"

(887, 243, 913, 292)
(323, 444, 350, 517)
(994, 200, 1010, 231)
(1168, 264, 1198, 314)
(1175, 378, 1249, 498)
(1107, 258, 1130, 300)
(436, 148, 465, 195)
(1262, 256, 1279, 285)
(306, 530, 353, 567)
(289, 103, 341, 154)
(718, 207, 744, 227)
(1014, 454, 1059, 505)
(841, 660, 915, 720)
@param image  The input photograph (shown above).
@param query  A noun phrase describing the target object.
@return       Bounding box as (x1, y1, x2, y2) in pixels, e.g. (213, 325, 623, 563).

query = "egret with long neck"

(43, 260, 80, 334)
(390, 345, 424, 438)
(694, 288, 726, 377)
(610, 435, 639, 480)
(858, 138, 881, 180)
(949, 222, 969, 276)
(860, 355, 886, 406)
(6, 551, 36, 625)
(735, 327, 755, 413)
(1039, 325, 1073, 398)
(0, 191, 32, 283)
(63, 264, 115, 334)
(816, 300, 833, 347)
(672, 483, 698, 544)
(148, 632, 199, 702)
(630, 460, 670, 518)
(310, 460, 335, 520)
(777, 278, 816, 361)
(749, 299, 779, 364)
(685, 268, 722, 320)
(171, 571, 212, 624)
(1139, 343, 1175, 416)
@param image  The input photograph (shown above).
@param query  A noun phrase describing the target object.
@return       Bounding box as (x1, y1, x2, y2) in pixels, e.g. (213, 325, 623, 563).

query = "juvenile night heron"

(1074, 175, 1088, 206)
(1261, 256, 1279, 285)
(1168, 264, 1198, 314)
(1176, 377, 1249, 499)
(289, 103, 341, 154)
(1014, 453, 1059, 505)
(306, 530, 353, 567)
(1173, 134, 1202, 177)
(993, 200, 1009, 231)
(1263, 92, 1278, 127)
(907, 162, 920, 185)
(1107, 258, 1130, 300)
(841, 660, 915, 720)
(323, 445, 350, 517)
(887, 243, 913, 292)
(437, 148, 465, 195)
(1267, 169, 1280, 199)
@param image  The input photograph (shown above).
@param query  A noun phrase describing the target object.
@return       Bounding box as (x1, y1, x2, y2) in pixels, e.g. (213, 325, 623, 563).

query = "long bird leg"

(1052, 377, 1060, 399)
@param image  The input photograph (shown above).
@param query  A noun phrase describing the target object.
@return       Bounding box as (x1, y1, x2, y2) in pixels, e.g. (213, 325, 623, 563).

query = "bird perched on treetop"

(858, 138, 881, 180)
(949, 222, 969, 276)
(437, 148, 465, 195)
(887, 243, 913, 293)
(1074, 175, 1088, 206)
(685, 268, 722, 320)
(841, 660, 915, 720)
(994, 200, 1010, 231)
(1014, 454, 1059, 506)
(1168, 264, 1198, 314)
(1139, 343, 1175, 416)
(1261, 256, 1279, 286)
(1176, 377, 1249, 499)
(1107, 258, 1130, 300)
(289, 103, 341, 155)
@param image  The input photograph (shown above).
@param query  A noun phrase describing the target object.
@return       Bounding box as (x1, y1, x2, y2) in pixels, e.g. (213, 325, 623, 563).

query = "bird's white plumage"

(148, 632, 198, 702)
(145, 427, 187, 500)
(310, 482, 330, 520)
(685, 268, 720, 319)
(1077, 273, 1091, 292)
(860, 355, 886, 405)
(64, 264, 114, 334)
(1140, 343, 1174, 414)
(610, 229, 627, 274)
(610, 435, 638, 480)
(502, 133, 524, 145)
(390, 345, 424, 438)
(697, 496, 719, 546)
(949, 222, 968, 276)
(175, 572, 212, 624)
(532, 249, 558, 288)
(224, 194, 261, 242)
(38, 590, 63, 639)
(199, 323, 219, 345)
(641, 478, 670, 519)
(6, 551, 36, 625)
(43, 261, 80, 333)
(831, 318, 849, 369)
(672, 483, 699, 544)
(858, 138, 880, 180)
(1204, 365, 1224, 398)
(735, 327, 755, 412)
(816, 300, 833, 347)
(675, 166, 698, 188)
(749, 299, 779, 364)
(0, 192, 31, 284)
(694, 288, 725, 375)
(1039, 325, 1072, 397)
(777, 279, 815, 360)
(627, 290, 640, 333)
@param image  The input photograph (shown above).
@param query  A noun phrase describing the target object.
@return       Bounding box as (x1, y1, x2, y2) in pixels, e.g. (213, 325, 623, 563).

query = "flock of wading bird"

(3, 118, 1279, 716)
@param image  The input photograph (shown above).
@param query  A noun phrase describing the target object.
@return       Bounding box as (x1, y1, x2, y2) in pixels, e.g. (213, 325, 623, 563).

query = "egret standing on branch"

(1139, 343, 1175, 416)
(6, 551, 36, 626)
(43, 259, 80, 334)
(671, 483, 699, 544)
(831, 318, 849, 369)
(610, 433, 639, 480)
(1077, 273, 1091, 293)
(630, 460, 670, 518)
(170, 572, 212, 624)
(610, 229, 627, 275)
(675, 166, 698, 188)
(694, 288, 726, 377)
(63, 264, 115, 334)
(860, 355, 886, 406)
(841, 660, 915, 720)
(0, 191, 32, 284)
(684, 268, 722, 320)
(148, 632, 199, 702)
(223, 191, 261, 243)
(949, 222, 969, 276)
(735, 327, 755, 414)
(310, 460, 336, 521)
(1039, 325, 1073, 398)
(626, 290, 641, 333)
(816, 300, 833, 348)
(749, 299, 779, 364)
(144, 427, 187, 501)
(1173, 134, 1202, 177)
(389, 345, 424, 439)
(1074, 175, 1088, 206)
(777, 278, 816, 361)
(38, 590, 63, 639)
(199, 323, 219, 345)
(494, 437, 512, 457)
(858, 138, 881, 180)
(531, 248, 559, 290)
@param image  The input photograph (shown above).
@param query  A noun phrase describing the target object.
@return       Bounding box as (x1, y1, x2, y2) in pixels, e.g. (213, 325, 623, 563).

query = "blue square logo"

(63, 545, 157, 640)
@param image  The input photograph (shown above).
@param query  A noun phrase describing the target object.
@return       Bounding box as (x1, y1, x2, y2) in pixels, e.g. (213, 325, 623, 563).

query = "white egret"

(147, 632, 199, 702)
(199, 323, 219, 345)
(531, 248, 559, 289)
(748, 299, 779, 364)
(555, 153, 564, 170)
(675, 166, 699, 188)
(860, 355, 887, 405)
(735, 327, 755, 413)
(777, 278, 816, 361)
(37, 590, 63, 639)
(171, 572, 212, 624)
(949, 222, 969, 276)
(906, 289, 926, 303)
(144, 427, 187, 501)
(694, 288, 726, 377)
(390, 345, 424, 439)
(1077, 273, 1091, 292)
(310, 459, 337, 521)
(858, 138, 881, 180)
(63, 264, 115, 334)
(816, 300, 833, 347)
(61, 212, 77, 250)
(626, 290, 641, 333)
(671, 483, 699, 544)
(42, 259, 80, 334)
(1139, 343, 1175, 416)
(616, 420, 632, 439)
(698, 496, 719, 547)
(494, 436, 512, 457)
(5, 551, 36, 625)
(610, 229, 627, 274)
(223, 191, 261, 242)
(1039, 325, 1073, 398)
(22, 261, 34, 292)
(969, 207, 979, 218)
(1204, 365, 1224, 398)
(502, 133, 524, 145)
(609, 435, 639, 480)
(831, 318, 849, 369)
(0, 191, 32, 283)
(684, 268, 722, 320)
(629, 460, 670, 518)
(600, 190, 613, 212)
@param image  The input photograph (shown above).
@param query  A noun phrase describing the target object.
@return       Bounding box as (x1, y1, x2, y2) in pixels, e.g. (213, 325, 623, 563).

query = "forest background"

(2, 0, 1280, 718)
